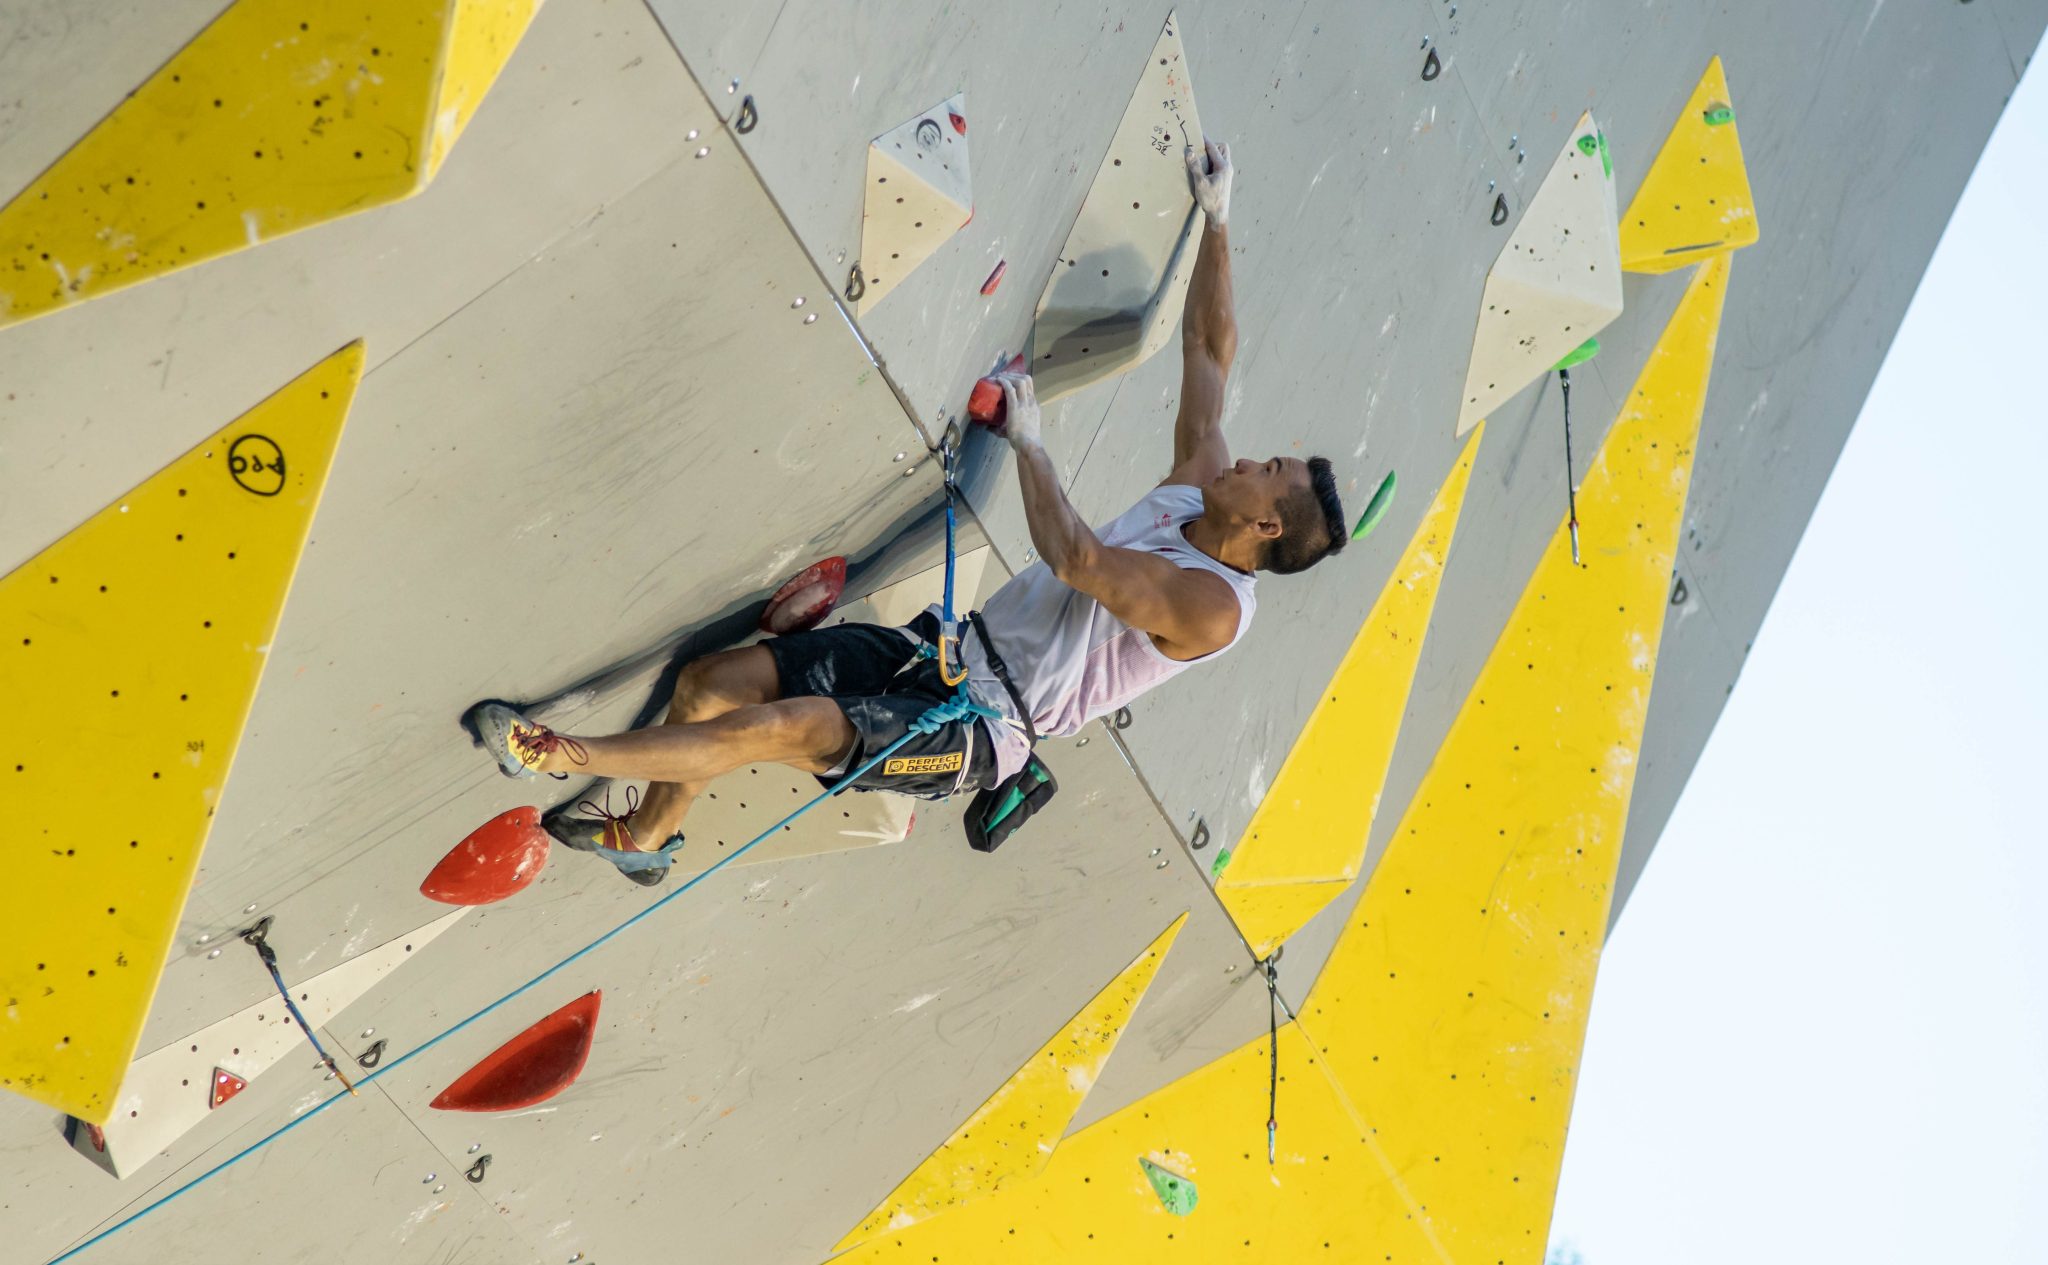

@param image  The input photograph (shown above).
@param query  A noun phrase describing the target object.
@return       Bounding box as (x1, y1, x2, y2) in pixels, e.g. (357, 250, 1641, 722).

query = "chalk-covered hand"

(995, 371, 1043, 449)
(1185, 138, 1232, 227)
(908, 694, 973, 736)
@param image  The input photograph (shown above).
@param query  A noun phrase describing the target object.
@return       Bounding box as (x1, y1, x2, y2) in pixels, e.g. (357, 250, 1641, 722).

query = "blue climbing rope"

(46, 720, 942, 1265)
(44, 439, 1001, 1265)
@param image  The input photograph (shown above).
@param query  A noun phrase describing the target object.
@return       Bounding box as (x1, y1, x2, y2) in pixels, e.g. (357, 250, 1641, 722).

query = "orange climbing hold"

(419, 806, 551, 906)
(967, 354, 1029, 432)
(430, 991, 603, 1113)
(208, 1067, 247, 1110)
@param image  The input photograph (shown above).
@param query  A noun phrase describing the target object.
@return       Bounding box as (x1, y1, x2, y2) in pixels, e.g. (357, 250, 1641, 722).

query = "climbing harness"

(932, 419, 1062, 850)
(238, 918, 358, 1097)
(961, 611, 1057, 851)
(1560, 366, 1582, 566)
(44, 419, 1029, 1265)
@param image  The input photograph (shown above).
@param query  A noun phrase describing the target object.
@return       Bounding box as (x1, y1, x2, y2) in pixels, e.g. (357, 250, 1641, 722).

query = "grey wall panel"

(130, 130, 947, 1056)
(0, 0, 708, 574)
(643, 0, 788, 121)
(628, 0, 2048, 1013)
(1990, 0, 2048, 74)
(2, 1066, 546, 1265)
(4, 0, 2044, 1259)
(309, 734, 1265, 1265)
(0, 3, 228, 196)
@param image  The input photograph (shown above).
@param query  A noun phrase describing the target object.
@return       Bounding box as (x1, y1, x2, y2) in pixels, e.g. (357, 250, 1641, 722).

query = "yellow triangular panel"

(834, 913, 1187, 1251)
(0, 0, 539, 329)
(1619, 57, 1760, 274)
(426, 0, 546, 179)
(1216, 427, 1481, 956)
(1212, 881, 1350, 960)
(1300, 255, 1732, 1263)
(0, 343, 363, 1122)
(829, 1023, 1439, 1263)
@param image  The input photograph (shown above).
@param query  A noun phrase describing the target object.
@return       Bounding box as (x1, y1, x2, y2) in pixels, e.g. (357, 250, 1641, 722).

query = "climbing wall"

(1, 0, 2040, 1262)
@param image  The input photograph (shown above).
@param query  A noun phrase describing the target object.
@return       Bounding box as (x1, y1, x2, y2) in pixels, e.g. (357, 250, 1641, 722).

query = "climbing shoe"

(543, 785, 685, 888)
(462, 699, 588, 781)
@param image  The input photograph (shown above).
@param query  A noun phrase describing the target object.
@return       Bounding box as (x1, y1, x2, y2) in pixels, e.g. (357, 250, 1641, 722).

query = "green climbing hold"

(1598, 130, 1612, 178)
(1350, 470, 1397, 541)
(1703, 102, 1735, 127)
(1552, 336, 1600, 372)
(1208, 846, 1234, 881)
(1577, 135, 1597, 157)
(1140, 1157, 1199, 1216)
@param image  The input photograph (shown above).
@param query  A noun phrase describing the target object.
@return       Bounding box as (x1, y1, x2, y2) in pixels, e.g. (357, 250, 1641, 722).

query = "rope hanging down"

(45, 434, 1002, 1265)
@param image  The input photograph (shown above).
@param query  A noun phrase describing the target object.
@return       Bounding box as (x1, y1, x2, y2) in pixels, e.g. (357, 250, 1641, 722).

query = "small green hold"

(1576, 134, 1597, 157)
(1208, 846, 1234, 881)
(1350, 470, 1397, 541)
(1551, 337, 1600, 372)
(1703, 102, 1735, 127)
(1140, 1157, 1199, 1215)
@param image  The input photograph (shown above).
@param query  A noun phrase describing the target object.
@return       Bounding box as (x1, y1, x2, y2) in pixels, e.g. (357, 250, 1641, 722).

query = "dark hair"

(1261, 456, 1346, 575)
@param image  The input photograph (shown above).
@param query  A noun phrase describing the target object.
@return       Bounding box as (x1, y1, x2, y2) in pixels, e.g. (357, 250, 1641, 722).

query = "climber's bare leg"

(536, 698, 852, 781)
(632, 647, 785, 845)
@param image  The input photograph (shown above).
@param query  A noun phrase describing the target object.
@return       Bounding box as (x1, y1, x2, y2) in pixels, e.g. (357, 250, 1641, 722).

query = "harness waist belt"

(967, 610, 1037, 744)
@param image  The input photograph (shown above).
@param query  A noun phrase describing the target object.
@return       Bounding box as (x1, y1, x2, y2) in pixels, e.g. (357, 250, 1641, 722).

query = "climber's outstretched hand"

(1186, 138, 1232, 227)
(994, 371, 1043, 449)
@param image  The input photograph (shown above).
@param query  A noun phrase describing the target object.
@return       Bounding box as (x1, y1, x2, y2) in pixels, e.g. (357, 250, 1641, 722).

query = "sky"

(1546, 37, 2048, 1265)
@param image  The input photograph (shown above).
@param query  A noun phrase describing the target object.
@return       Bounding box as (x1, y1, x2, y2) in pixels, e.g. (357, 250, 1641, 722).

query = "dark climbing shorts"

(763, 610, 999, 799)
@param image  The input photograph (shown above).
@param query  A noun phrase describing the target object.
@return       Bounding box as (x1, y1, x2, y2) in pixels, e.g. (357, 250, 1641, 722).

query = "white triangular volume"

(857, 93, 973, 315)
(1030, 11, 1203, 404)
(68, 909, 466, 1179)
(1454, 112, 1623, 436)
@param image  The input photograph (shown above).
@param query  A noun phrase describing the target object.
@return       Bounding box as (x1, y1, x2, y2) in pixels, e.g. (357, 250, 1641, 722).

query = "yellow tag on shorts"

(884, 752, 966, 777)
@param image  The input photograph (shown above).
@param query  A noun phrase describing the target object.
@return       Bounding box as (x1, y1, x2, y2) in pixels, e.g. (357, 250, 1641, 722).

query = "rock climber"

(464, 138, 1349, 884)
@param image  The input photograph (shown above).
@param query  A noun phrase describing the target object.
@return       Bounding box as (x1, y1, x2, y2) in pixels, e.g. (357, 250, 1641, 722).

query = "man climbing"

(464, 139, 1349, 884)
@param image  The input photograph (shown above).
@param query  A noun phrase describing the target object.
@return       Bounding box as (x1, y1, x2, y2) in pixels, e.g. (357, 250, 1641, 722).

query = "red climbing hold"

(430, 991, 603, 1113)
(967, 354, 1029, 432)
(949, 110, 967, 135)
(209, 1067, 247, 1109)
(759, 556, 847, 635)
(980, 260, 1007, 296)
(420, 806, 551, 906)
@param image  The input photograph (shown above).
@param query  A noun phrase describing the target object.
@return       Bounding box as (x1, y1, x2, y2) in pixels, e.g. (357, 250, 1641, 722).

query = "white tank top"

(933, 484, 1258, 782)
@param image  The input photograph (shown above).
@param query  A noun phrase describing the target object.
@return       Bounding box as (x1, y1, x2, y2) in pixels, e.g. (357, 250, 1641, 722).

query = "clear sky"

(1546, 39, 2048, 1265)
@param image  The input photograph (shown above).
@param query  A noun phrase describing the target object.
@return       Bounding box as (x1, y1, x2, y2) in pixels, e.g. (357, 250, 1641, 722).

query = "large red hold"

(420, 807, 551, 906)
(430, 992, 603, 1113)
(759, 555, 847, 635)
(967, 354, 1029, 433)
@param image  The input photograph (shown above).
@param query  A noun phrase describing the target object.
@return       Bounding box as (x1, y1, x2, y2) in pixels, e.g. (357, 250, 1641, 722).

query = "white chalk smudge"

(892, 991, 944, 1015)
